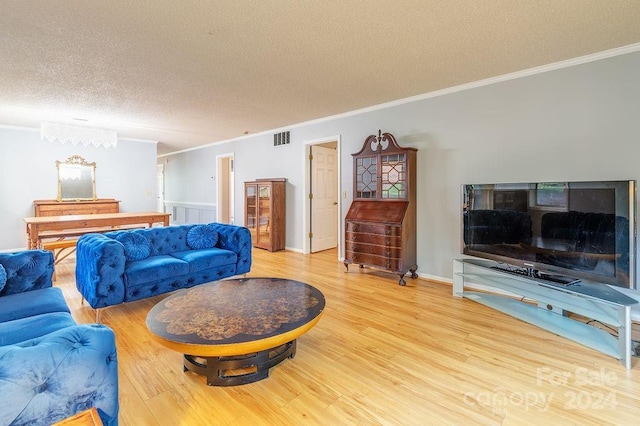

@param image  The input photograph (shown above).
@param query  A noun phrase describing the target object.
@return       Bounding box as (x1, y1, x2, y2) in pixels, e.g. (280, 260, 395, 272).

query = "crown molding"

(160, 43, 640, 157)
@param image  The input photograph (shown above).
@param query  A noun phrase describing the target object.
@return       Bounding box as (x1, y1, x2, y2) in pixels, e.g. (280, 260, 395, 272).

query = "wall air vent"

(273, 131, 290, 146)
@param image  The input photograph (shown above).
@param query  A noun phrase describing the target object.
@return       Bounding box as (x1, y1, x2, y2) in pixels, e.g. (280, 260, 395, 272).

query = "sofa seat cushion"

(0, 312, 76, 346)
(0, 287, 70, 323)
(124, 255, 189, 286)
(171, 248, 237, 273)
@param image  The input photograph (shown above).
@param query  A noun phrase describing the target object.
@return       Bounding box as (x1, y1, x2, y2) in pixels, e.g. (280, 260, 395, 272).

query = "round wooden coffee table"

(146, 277, 325, 386)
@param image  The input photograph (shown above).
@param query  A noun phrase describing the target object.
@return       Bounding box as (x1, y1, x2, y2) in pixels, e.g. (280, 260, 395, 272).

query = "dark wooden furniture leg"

(184, 340, 297, 386)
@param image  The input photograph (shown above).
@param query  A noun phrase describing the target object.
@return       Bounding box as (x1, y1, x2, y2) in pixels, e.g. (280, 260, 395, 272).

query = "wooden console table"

(24, 212, 171, 249)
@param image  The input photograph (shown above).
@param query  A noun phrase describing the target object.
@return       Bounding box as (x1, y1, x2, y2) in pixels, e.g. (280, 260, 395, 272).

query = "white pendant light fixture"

(41, 121, 118, 149)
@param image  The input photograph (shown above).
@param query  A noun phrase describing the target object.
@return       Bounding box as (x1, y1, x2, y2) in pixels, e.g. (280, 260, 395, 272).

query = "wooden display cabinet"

(244, 179, 286, 252)
(344, 130, 418, 285)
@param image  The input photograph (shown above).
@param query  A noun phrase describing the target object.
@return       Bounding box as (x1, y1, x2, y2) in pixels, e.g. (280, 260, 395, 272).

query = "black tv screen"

(461, 180, 636, 289)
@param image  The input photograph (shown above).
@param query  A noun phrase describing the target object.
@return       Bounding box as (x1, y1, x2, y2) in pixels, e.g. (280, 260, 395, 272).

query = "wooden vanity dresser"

(33, 199, 120, 216)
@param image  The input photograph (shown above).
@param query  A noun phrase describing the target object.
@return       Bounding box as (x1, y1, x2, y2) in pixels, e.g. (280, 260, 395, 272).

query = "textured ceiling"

(1, 1, 640, 155)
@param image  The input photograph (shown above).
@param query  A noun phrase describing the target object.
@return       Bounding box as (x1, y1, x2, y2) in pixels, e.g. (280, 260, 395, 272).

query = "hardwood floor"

(54, 248, 640, 425)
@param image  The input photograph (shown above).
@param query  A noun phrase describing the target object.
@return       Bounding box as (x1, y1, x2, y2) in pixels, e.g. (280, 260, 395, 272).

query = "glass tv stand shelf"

(453, 258, 637, 369)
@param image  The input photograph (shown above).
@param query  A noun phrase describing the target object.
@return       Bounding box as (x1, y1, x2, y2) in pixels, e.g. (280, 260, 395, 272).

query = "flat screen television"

(461, 180, 636, 289)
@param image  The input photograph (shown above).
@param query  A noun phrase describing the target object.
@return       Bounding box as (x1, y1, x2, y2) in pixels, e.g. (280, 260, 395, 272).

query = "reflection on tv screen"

(461, 181, 636, 288)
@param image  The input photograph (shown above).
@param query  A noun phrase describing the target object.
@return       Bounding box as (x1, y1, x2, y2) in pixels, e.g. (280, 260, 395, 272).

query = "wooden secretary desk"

(344, 130, 418, 285)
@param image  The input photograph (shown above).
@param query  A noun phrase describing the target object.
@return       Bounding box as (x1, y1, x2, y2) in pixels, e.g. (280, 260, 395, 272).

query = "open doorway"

(216, 153, 234, 224)
(303, 136, 341, 256)
(157, 164, 165, 213)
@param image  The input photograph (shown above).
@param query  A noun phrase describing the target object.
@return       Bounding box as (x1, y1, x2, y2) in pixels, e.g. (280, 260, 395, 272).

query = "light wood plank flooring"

(54, 248, 640, 425)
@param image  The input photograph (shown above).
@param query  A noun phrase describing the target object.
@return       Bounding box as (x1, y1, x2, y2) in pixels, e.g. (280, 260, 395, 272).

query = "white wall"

(162, 50, 640, 284)
(0, 127, 158, 250)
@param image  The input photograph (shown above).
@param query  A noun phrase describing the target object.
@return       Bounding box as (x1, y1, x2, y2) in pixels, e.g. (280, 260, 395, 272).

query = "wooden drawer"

(34, 199, 120, 216)
(346, 252, 402, 271)
(44, 207, 105, 216)
(345, 241, 402, 258)
(346, 221, 401, 236)
(345, 231, 401, 247)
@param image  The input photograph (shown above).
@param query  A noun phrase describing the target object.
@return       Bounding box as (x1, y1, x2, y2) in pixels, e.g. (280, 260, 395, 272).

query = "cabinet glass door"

(245, 184, 257, 242)
(381, 153, 406, 199)
(258, 184, 272, 245)
(355, 155, 377, 199)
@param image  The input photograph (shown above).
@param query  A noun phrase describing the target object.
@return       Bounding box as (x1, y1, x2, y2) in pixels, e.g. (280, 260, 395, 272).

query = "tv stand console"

(453, 258, 637, 369)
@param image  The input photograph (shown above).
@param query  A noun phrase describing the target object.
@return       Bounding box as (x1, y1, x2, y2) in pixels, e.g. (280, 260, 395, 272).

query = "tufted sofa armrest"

(212, 224, 252, 275)
(0, 324, 119, 426)
(0, 250, 54, 297)
(76, 233, 127, 309)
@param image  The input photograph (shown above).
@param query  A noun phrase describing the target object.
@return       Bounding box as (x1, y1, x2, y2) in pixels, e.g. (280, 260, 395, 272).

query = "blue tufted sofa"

(75, 223, 252, 315)
(0, 249, 119, 426)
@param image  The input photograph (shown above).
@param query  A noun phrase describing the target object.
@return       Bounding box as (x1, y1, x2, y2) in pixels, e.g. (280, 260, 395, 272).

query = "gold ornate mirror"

(56, 155, 97, 201)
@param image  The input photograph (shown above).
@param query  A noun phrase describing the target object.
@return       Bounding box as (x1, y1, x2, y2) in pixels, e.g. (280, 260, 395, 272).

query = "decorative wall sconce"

(41, 121, 118, 149)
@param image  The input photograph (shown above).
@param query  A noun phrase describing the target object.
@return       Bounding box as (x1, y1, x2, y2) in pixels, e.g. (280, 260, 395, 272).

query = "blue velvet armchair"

(0, 249, 119, 425)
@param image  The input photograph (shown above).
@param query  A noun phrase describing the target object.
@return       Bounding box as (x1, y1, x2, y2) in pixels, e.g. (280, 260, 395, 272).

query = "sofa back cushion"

(145, 226, 192, 255)
(104, 223, 247, 261)
(0, 265, 6, 293)
(106, 225, 190, 257)
(115, 231, 151, 261)
(187, 224, 219, 249)
(0, 250, 54, 296)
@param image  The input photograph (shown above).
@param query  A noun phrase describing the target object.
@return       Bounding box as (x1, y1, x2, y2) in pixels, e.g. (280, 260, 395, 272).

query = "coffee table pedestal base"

(184, 340, 297, 386)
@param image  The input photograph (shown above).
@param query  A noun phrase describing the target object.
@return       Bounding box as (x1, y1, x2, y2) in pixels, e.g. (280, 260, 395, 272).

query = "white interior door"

(216, 154, 234, 224)
(310, 145, 338, 252)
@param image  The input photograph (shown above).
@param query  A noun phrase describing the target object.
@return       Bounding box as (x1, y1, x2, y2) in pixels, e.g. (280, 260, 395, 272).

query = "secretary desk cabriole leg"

(398, 265, 418, 286)
(344, 262, 419, 286)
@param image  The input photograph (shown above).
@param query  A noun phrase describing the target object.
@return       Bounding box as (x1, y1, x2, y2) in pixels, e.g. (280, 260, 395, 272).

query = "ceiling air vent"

(273, 131, 290, 146)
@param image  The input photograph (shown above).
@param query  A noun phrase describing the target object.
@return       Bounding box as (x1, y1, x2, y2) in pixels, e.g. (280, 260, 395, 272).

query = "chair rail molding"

(163, 200, 217, 224)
